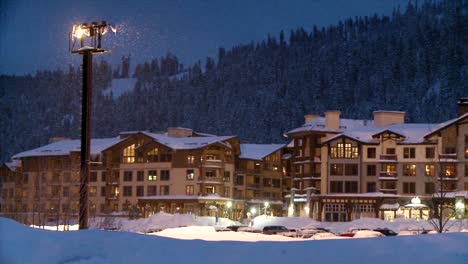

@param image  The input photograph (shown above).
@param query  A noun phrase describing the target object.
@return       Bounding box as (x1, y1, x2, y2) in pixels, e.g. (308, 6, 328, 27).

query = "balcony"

(379, 171, 398, 180)
(439, 153, 458, 162)
(106, 194, 119, 200)
(201, 160, 223, 168)
(380, 188, 397, 194)
(379, 155, 397, 162)
(246, 183, 260, 189)
(437, 176, 458, 181)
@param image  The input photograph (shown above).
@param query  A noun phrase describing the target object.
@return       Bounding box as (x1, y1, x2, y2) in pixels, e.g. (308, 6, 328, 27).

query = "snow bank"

(2, 217, 468, 264)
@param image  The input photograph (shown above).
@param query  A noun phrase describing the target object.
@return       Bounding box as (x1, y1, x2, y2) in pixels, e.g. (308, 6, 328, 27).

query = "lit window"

(403, 164, 416, 176)
(187, 155, 195, 164)
(123, 144, 135, 163)
(186, 169, 195, 180)
(148, 170, 157, 181)
(425, 164, 435, 176)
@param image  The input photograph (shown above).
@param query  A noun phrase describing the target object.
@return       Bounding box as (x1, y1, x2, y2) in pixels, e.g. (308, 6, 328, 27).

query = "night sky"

(1, 0, 408, 75)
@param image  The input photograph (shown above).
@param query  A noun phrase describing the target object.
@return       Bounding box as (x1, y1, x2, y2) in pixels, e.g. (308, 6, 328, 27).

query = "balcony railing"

(439, 153, 457, 161)
(379, 155, 397, 161)
(379, 171, 398, 180)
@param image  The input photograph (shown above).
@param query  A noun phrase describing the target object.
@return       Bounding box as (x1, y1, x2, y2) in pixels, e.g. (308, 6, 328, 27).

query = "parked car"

(280, 228, 301, 238)
(310, 232, 339, 240)
(226, 225, 248, 232)
(237, 227, 261, 233)
(215, 226, 233, 232)
(339, 228, 369, 237)
(262, 225, 289, 235)
(373, 228, 398, 236)
(299, 228, 325, 238)
(353, 230, 385, 238)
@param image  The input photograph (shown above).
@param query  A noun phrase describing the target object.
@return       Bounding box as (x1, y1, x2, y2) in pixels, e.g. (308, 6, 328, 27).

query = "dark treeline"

(0, 0, 466, 163)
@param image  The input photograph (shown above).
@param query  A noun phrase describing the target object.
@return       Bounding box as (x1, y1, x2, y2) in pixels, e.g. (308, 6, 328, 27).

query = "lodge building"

(1, 99, 468, 224)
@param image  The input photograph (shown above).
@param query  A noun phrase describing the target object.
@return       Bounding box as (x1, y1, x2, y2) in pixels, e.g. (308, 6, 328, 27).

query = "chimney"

(167, 127, 193, 137)
(325, 111, 341, 130)
(458, 98, 468, 116)
(304, 114, 320, 123)
(373, 111, 405, 127)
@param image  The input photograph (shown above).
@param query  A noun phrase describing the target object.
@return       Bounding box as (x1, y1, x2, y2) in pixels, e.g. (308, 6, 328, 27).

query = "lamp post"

(70, 21, 115, 230)
(263, 201, 269, 216)
(226, 201, 232, 219)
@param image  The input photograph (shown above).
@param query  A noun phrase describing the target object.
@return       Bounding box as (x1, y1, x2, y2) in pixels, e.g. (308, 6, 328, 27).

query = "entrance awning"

(380, 203, 400, 210)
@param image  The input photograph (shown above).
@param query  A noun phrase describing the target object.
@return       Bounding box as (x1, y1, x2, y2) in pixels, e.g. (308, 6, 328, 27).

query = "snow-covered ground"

(1, 216, 467, 264)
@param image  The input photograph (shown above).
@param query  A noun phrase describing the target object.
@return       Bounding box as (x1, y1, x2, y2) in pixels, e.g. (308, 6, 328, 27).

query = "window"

(206, 154, 219, 160)
(224, 187, 230, 197)
(147, 186, 157, 196)
(123, 144, 135, 163)
(425, 182, 435, 194)
(136, 186, 144, 197)
(63, 186, 70, 197)
(123, 171, 133, 181)
(344, 181, 358, 193)
(381, 181, 396, 190)
(224, 171, 231, 182)
(272, 179, 281, 188)
(444, 165, 456, 177)
(386, 148, 396, 155)
(205, 170, 216, 177)
(101, 186, 106, 197)
(186, 185, 194, 195)
(204, 185, 215, 194)
(367, 165, 376, 176)
(160, 185, 170, 195)
(403, 182, 416, 194)
(147, 148, 159, 162)
(425, 164, 435, 177)
(367, 182, 376, 192)
(254, 162, 261, 170)
(330, 181, 343, 193)
(148, 170, 157, 181)
(403, 164, 416, 176)
(89, 186, 97, 197)
(160, 170, 170, 181)
(331, 143, 358, 158)
(101, 172, 106, 182)
(344, 164, 358, 176)
(187, 155, 195, 165)
(465, 135, 468, 158)
(235, 175, 244, 185)
(465, 164, 468, 177)
(403, 148, 416, 159)
(367, 148, 376, 159)
(123, 186, 132, 196)
(330, 164, 344, 176)
(160, 153, 172, 162)
(90, 172, 97, 182)
(426, 147, 435, 159)
(186, 169, 195, 180)
(137, 171, 144, 181)
(263, 178, 272, 187)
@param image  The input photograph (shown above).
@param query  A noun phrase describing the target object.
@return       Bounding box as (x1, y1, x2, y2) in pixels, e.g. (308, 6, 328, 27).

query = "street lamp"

(226, 201, 232, 219)
(263, 201, 269, 216)
(70, 21, 116, 230)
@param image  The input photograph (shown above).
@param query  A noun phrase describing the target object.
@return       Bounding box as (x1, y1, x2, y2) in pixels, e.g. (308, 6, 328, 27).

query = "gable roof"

(239, 144, 285, 160)
(12, 137, 123, 159)
(141, 131, 236, 150)
(424, 112, 468, 138)
(285, 117, 373, 135)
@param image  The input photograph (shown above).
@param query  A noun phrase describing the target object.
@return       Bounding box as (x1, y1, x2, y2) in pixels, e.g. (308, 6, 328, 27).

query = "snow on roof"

(102, 78, 137, 98)
(142, 131, 236, 150)
(239, 144, 285, 160)
(12, 137, 123, 159)
(425, 112, 468, 137)
(4, 160, 21, 171)
(286, 117, 373, 135)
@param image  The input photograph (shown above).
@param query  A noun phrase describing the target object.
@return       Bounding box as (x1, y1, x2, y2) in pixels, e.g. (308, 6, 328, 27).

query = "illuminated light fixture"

(226, 201, 232, 209)
(411, 197, 421, 205)
(264, 201, 269, 208)
(250, 207, 257, 215)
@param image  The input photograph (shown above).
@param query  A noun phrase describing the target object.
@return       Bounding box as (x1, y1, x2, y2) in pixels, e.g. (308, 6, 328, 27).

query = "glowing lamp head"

(226, 201, 232, 209)
(250, 207, 257, 215)
(73, 25, 85, 39)
(264, 201, 269, 207)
